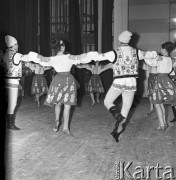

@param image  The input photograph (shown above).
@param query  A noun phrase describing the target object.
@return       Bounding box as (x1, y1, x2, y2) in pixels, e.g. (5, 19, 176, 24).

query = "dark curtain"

(39, 0, 50, 56)
(69, 0, 82, 55)
(93, 0, 98, 51)
(69, 0, 83, 96)
(102, 0, 113, 52)
(100, 0, 114, 93)
(0, 0, 38, 53)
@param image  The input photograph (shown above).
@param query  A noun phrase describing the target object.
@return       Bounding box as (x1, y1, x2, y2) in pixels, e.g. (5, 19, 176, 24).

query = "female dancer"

(25, 62, 50, 107)
(33, 40, 97, 135)
(169, 44, 176, 122)
(77, 61, 112, 105)
(145, 42, 176, 130)
(93, 30, 161, 141)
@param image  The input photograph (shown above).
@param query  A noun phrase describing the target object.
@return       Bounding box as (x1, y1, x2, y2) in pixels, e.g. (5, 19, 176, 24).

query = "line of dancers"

(2, 31, 176, 142)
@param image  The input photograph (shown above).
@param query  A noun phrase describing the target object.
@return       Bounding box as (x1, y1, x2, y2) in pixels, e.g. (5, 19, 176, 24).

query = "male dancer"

(3, 35, 39, 130)
(94, 30, 159, 141)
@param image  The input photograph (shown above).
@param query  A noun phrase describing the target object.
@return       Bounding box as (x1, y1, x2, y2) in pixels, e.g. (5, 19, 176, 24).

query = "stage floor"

(6, 95, 176, 180)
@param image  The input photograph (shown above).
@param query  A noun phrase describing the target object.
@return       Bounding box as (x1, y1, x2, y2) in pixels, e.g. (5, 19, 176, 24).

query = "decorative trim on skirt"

(151, 73, 176, 105)
(87, 74, 104, 94)
(31, 74, 48, 95)
(44, 72, 77, 107)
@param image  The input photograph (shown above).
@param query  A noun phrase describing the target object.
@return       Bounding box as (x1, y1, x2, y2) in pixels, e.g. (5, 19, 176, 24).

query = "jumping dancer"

(32, 40, 98, 135)
(94, 30, 160, 141)
(3, 35, 40, 130)
(77, 61, 112, 105)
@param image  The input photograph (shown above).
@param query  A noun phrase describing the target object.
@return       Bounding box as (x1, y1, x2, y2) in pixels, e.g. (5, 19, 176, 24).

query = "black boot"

(170, 106, 176, 122)
(6, 114, 21, 130)
(111, 114, 125, 142)
(109, 106, 121, 120)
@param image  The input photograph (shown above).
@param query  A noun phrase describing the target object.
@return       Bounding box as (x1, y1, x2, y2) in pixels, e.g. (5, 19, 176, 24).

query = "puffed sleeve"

(13, 51, 41, 64)
(94, 51, 116, 62)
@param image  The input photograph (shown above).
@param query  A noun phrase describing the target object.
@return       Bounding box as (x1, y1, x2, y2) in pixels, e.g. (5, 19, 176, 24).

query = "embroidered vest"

(113, 47, 138, 79)
(3, 50, 22, 78)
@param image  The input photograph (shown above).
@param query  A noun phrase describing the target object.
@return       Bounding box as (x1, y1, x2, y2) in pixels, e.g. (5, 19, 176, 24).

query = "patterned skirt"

(151, 73, 176, 105)
(44, 72, 77, 107)
(31, 74, 48, 95)
(169, 75, 176, 84)
(148, 73, 157, 96)
(87, 74, 104, 94)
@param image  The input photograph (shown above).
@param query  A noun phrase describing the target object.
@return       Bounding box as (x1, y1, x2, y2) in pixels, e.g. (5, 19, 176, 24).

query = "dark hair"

(51, 39, 70, 54)
(161, 41, 175, 56)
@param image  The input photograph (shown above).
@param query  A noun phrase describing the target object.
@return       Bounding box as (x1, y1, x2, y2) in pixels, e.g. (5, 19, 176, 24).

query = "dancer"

(143, 62, 157, 116)
(145, 42, 176, 130)
(94, 30, 160, 141)
(169, 44, 176, 122)
(25, 62, 50, 107)
(33, 40, 98, 135)
(77, 62, 112, 105)
(3, 35, 40, 130)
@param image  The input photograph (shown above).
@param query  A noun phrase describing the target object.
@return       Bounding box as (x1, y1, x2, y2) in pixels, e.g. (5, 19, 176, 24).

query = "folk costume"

(145, 56, 176, 105)
(3, 35, 40, 130)
(170, 47, 176, 122)
(25, 62, 50, 107)
(95, 30, 160, 141)
(34, 52, 98, 107)
(77, 63, 112, 105)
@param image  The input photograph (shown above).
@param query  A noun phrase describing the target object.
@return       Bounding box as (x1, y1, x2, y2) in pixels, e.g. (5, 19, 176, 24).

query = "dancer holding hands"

(3, 35, 40, 130)
(77, 62, 112, 105)
(32, 40, 98, 135)
(94, 30, 161, 141)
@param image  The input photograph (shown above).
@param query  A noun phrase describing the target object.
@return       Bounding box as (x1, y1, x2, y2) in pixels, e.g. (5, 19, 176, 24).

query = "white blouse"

(37, 52, 98, 72)
(145, 56, 176, 74)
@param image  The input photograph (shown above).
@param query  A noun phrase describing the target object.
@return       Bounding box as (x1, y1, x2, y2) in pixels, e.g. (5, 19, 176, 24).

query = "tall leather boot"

(6, 114, 21, 130)
(109, 106, 121, 120)
(170, 106, 176, 122)
(111, 114, 125, 142)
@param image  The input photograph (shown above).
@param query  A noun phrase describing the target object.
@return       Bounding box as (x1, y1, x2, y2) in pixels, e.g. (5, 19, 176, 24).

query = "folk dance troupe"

(2, 30, 176, 142)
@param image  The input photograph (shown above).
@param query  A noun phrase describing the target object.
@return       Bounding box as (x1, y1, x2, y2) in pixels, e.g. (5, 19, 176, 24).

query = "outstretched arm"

(99, 63, 113, 74)
(68, 51, 99, 64)
(94, 51, 116, 62)
(13, 51, 42, 64)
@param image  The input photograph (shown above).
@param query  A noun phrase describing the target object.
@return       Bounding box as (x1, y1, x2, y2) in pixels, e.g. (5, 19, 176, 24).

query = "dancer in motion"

(94, 30, 160, 141)
(32, 40, 98, 135)
(25, 62, 50, 107)
(170, 45, 176, 122)
(3, 35, 40, 130)
(144, 41, 176, 131)
(77, 61, 112, 105)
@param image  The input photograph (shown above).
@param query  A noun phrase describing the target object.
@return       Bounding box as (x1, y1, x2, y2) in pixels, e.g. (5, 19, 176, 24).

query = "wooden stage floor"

(5, 95, 176, 180)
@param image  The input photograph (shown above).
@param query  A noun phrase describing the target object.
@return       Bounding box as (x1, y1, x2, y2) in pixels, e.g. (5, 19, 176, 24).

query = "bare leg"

(155, 104, 165, 130)
(160, 103, 167, 128)
(147, 96, 154, 115)
(90, 93, 95, 106)
(96, 93, 100, 103)
(35, 94, 40, 107)
(53, 103, 61, 132)
(63, 104, 71, 133)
